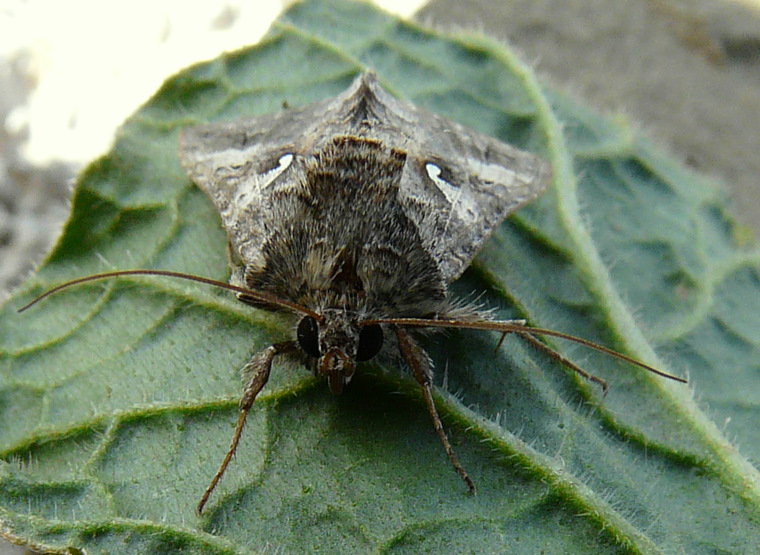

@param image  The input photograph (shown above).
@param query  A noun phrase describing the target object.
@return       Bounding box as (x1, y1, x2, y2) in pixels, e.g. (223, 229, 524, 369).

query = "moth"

(21, 72, 686, 514)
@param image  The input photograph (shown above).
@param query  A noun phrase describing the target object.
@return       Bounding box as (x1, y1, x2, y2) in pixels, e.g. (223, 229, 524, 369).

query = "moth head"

(297, 310, 384, 394)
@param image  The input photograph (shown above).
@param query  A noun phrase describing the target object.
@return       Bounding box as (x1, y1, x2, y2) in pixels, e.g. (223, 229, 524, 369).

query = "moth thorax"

(296, 309, 384, 395)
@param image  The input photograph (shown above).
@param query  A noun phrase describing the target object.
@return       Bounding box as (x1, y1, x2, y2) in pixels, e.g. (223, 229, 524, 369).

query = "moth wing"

(177, 83, 362, 271)
(359, 74, 553, 281)
(179, 72, 551, 283)
(178, 74, 416, 271)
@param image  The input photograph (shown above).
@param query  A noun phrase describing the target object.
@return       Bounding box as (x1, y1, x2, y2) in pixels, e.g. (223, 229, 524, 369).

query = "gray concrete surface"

(418, 0, 760, 237)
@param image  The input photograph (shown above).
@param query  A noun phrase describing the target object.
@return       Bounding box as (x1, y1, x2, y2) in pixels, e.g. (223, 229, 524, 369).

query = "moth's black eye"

(357, 324, 383, 362)
(297, 316, 320, 358)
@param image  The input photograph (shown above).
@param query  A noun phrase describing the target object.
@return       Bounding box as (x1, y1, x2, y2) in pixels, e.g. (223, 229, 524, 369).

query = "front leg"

(393, 326, 475, 493)
(198, 341, 298, 514)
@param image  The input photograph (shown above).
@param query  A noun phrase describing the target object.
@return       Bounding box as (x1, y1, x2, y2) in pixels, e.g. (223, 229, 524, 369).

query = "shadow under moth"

(21, 72, 686, 514)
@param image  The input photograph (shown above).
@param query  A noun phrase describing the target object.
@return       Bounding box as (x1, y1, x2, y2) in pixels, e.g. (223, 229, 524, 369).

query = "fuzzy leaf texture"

(2, 1, 760, 553)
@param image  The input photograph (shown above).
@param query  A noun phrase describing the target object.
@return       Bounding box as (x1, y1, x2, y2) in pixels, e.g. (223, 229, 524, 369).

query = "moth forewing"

(20, 71, 685, 515)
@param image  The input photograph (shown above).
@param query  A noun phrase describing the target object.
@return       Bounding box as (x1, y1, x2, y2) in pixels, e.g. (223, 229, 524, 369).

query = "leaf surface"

(1, 1, 759, 553)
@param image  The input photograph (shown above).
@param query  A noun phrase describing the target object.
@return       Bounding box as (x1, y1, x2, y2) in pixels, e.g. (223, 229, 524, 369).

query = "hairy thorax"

(239, 136, 449, 318)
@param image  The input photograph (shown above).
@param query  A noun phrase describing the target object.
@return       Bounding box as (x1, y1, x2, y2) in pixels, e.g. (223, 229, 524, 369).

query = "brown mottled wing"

(352, 74, 552, 281)
(178, 72, 551, 281)
(178, 88, 354, 272)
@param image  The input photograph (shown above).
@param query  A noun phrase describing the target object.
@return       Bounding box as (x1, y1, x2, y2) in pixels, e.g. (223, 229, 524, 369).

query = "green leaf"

(2, 1, 760, 553)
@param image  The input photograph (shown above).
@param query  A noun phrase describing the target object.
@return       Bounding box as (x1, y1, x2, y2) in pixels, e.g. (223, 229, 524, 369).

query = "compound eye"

(297, 316, 320, 358)
(356, 324, 383, 362)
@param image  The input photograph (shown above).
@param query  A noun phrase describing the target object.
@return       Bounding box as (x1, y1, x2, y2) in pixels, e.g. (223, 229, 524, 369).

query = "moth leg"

(493, 319, 527, 353)
(198, 340, 298, 514)
(393, 326, 476, 493)
(516, 332, 609, 395)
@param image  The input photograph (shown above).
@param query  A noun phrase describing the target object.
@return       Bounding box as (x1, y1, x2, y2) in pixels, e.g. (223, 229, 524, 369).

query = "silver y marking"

(20, 72, 686, 514)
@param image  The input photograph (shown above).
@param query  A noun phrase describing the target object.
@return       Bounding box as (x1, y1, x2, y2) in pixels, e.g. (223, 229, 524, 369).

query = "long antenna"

(364, 316, 687, 384)
(20, 270, 687, 386)
(18, 269, 322, 321)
